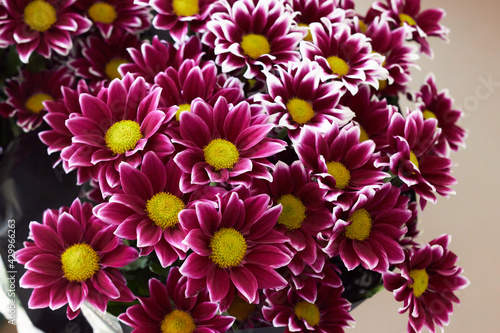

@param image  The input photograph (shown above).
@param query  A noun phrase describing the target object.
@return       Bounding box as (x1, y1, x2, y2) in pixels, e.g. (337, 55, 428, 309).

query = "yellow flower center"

(326, 56, 350, 77)
(378, 79, 388, 90)
(25, 93, 53, 114)
(409, 151, 419, 170)
(88, 2, 117, 24)
(422, 109, 437, 120)
(286, 98, 315, 125)
(298, 23, 313, 42)
(210, 228, 247, 268)
(24, 0, 57, 32)
(240, 34, 271, 59)
(344, 208, 372, 241)
(326, 161, 351, 190)
(105, 120, 143, 155)
(409, 269, 429, 297)
(294, 301, 320, 327)
(227, 294, 256, 321)
(358, 125, 370, 142)
(61, 243, 100, 282)
(277, 194, 306, 230)
(146, 192, 185, 230)
(172, 0, 200, 17)
(358, 19, 368, 33)
(175, 103, 191, 121)
(203, 139, 239, 171)
(160, 310, 196, 333)
(399, 13, 417, 26)
(105, 59, 128, 80)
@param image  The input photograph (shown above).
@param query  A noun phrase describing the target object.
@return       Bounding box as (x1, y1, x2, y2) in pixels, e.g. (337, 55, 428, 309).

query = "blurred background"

(349, 0, 500, 332)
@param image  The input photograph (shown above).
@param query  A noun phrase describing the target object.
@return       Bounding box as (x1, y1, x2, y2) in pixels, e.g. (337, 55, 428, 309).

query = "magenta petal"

(25, 254, 63, 276)
(28, 285, 52, 309)
(100, 245, 138, 267)
(136, 220, 162, 247)
(230, 266, 258, 303)
(93, 270, 120, 299)
(245, 245, 290, 268)
(31, 223, 64, 252)
(66, 282, 87, 311)
(207, 267, 230, 302)
(49, 280, 69, 310)
(183, 229, 211, 256)
(245, 263, 287, 289)
(56, 213, 83, 246)
(353, 241, 379, 270)
(119, 162, 154, 199)
(180, 253, 213, 279)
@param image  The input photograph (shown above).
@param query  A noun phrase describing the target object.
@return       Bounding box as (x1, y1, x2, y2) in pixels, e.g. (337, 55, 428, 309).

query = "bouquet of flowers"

(0, 0, 469, 332)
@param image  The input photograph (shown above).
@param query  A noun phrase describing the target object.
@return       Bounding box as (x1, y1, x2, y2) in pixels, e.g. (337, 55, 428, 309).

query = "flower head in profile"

(16, 198, 138, 320)
(179, 191, 291, 311)
(320, 183, 410, 273)
(173, 97, 285, 192)
(151, 0, 217, 42)
(0, 67, 74, 132)
(77, 0, 151, 40)
(119, 268, 235, 333)
(61, 74, 174, 196)
(259, 59, 352, 139)
(411, 74, 467, 156)
(295, 123, 387, 208)
(202, 0, 303, 79)
(383, 235, 469, 333)
(262, 277, 354, 332)
(68, 33, 140, 88)
(0, 0, 91, 63)
(300, 17, 387, 94)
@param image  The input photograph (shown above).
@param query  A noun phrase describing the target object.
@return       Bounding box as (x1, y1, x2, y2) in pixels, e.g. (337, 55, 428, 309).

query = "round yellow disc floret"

(24, 0, 57, 32)
(105, 59, 128, 80)
(344, 208, 372, 241)
(172, 0, 200, 17)
(294, 301, 320, 327)
(61, 243, 100, 282)
(160, 310, 196, 333)
(203, 139, 239, 171)
(286, 98, 315, 125)
(105, 120, 143, 155)
(25, 93, 53, 114)
(241, 34, 271, 59)
(146, 192, 185, 230)
(88, 2, 117, 24)
(326, 161, 351, 190)
(409, 268, 429, 297)
(277, 194, 306, 230)
(209, 228, 247, 268)
(326, 56, 350, 77)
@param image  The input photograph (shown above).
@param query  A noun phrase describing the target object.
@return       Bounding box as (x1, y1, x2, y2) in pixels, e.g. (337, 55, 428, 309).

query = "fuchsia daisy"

(300, 17, 387, 95)
(119, 267, 235, 333)
(0, 67, 73, 132)
(151, 0, 217, 42)
(16, 198, 138, 320)
(411, 74, 467, 156)
(262, 276, 354, 332)
(120, 35, 205, 85)
(94, 152, 223, 267)
(61, 74, 174, 196)
(202, 0, 303, 79)
(179, 191, 291, 311)
(253, 161, 334, 275)
(68, 33, 140, 88)
(320, 183, 411, 273)
(259, 59, 352, 139)
(383, 235, 469, 333)
(77, 0, 151, 40)
(153, 59, 244, 125)
(173, 97, 285, 192)
(366, 0, 448, 57)
(0, 0, 91, 63)
(383, 110, 456, 206)
(294, 123, 387, 208)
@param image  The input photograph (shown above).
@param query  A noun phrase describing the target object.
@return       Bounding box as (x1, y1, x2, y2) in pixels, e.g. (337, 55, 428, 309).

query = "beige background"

(348, 0, 500, 332)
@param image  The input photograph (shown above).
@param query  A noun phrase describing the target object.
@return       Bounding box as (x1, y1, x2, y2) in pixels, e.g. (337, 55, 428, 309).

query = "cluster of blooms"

(1, 0, 469, 332)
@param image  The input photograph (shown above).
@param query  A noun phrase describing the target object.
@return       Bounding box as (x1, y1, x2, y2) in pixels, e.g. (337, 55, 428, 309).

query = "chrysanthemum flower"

(202, 0, 303, 79)
(0, 0, 91, 63)
(383, 110, 456, 205)
(383, 235, 469, 333)
(300, 17, 387, 95)
(153, 59, 244, 125)
(61, 74, 174, 196)
(0, 67, 73, 132)
(16, 198, 138, 320)
(253, 161, 334, 275)
(259, 59, 352, 139)
(411, 74, 466, 156)
(179, 191, 291, 311)
(363, 16, 419, 95)
(39, 79, 92, 167)
(68, 33, 140, 88)
(262, 279, 354, 332)
(151, 0, 217, 42)
(366, 0, 448, 57)
(173, 97, 285, 191)
(119, 35, 204, 84)
(320, 183, 410, 273)
(339, 85, 396, 149)
(94, 152, 223, 267)
(77, 0, 151, 40)
(119, 267, 235, 333)
(294, 123, 387, 208)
